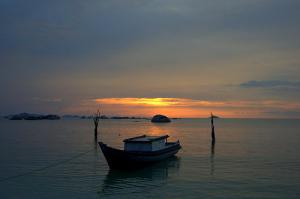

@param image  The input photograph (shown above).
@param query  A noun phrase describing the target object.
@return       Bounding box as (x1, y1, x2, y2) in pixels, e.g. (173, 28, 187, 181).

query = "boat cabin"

(123, 135, 169, 152)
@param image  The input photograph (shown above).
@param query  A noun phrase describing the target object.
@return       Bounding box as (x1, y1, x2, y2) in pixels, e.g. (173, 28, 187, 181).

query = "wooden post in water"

(93, 109, 101, 139)
(210, 112, 216, 145)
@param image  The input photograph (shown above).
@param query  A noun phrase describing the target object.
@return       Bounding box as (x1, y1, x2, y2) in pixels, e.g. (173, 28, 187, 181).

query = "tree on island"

(93, 109, 101, 138)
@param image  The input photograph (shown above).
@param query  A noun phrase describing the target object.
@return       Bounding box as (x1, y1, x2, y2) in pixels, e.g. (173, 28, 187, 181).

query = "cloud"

(240, 80, 300, 89)
(1, 0, 300, 117)
(32, 97, 62, 103)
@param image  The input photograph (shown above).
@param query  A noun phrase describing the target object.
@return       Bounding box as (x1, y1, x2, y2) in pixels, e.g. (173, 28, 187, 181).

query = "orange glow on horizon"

(94, 98, 180, 107)
(61, 98, 300, 118)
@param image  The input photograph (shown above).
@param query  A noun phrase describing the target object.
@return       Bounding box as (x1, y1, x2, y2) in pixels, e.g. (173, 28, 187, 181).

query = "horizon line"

(1, 113, 300, 120)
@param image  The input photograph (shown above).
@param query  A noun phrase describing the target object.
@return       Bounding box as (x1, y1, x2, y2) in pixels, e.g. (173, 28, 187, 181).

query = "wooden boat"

(99, 135, 181, 170)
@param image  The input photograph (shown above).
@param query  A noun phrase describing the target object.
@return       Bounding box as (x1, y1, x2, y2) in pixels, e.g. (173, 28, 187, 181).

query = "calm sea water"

(0, 118, 299, 198)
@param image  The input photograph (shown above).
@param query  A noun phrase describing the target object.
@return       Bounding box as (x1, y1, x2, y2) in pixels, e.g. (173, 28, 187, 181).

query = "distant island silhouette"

(62, 115, 150, 120)
(5, 113, 60, 120)
(151, 114, 171, 123)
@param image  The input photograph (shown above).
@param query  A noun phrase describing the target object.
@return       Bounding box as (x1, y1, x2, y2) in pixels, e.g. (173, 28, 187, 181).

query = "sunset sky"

(1, 0, 300, 118)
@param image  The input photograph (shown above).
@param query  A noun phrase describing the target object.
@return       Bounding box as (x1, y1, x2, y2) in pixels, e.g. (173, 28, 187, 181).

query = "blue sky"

(1, 0, 300, 117)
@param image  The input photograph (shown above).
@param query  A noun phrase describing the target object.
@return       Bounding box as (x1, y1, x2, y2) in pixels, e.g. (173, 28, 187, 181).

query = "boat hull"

(99, 142, 181, 170)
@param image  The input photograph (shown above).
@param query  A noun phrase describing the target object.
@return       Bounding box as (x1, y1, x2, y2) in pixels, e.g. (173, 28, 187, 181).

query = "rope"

(0, 148, 95, 183)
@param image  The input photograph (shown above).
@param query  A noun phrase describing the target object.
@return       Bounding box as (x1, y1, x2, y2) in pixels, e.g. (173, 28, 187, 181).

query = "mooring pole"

(211, 112, 215, 145)
(93, 109, 100, 139)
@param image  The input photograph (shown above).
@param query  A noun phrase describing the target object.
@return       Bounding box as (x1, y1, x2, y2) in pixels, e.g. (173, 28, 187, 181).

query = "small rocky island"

(151, 114, 171, 123)
(6, 113, 60, 120)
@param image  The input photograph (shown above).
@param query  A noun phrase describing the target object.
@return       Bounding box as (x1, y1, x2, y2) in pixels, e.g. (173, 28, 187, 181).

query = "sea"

(0, 118, 299, 199)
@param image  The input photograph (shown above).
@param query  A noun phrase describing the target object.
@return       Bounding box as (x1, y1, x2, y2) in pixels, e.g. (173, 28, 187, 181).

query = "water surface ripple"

(0, 119, 299, 198)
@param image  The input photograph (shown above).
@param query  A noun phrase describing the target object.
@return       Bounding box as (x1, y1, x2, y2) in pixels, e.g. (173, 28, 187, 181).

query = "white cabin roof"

(123, 135, 169, 143)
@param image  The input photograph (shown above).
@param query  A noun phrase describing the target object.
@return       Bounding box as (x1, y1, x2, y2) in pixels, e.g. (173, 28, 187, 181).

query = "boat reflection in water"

(98, 156, 180, 197)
